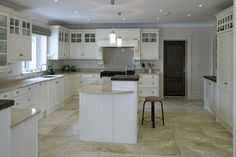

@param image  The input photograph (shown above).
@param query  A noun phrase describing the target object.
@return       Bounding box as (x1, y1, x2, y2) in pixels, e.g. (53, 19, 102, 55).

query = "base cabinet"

(204, 79, 217, 115)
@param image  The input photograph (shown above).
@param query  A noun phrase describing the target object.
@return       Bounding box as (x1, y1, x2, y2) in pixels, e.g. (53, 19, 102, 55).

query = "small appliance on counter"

(70, 66, 77, 72)
(63, 65, 70, 72)
(47, 65, 55, 75)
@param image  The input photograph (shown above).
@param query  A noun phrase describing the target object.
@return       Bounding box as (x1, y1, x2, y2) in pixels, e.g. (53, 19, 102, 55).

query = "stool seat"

(145, 96, 162, 102)
(141, 96, 165, 128)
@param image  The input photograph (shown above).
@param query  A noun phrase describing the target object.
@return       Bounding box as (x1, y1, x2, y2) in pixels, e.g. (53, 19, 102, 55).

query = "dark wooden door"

(164, 41, 185, 96)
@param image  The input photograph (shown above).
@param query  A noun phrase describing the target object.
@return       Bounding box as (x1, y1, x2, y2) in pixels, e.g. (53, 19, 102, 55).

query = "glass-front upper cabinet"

(0, 13, 8, 67)
(22, 20, 31, 37)
(9, 17, 20, 35)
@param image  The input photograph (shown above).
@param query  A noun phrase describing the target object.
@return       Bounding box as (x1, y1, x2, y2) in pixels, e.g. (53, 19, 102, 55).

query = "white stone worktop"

(0, 74, 65, 94)
(11, 107, 40, 128)
(80, 78, 133, 94)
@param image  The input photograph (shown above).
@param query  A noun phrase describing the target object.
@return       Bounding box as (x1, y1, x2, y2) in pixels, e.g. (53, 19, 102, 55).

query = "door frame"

(161, 37, 192, 99)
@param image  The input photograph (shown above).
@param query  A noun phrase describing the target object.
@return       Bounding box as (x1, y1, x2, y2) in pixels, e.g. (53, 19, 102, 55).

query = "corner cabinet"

(70, 29, 97, 59)
(140, 29, 159, 60)
(48, 26, 70, 60)
(0, 13, 9, 68)
(215, 6, 233, 133)
(9, 15, 32, 61)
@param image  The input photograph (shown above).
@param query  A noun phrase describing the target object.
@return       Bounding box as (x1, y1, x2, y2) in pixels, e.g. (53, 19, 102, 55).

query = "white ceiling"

(1, 0, 233, 25)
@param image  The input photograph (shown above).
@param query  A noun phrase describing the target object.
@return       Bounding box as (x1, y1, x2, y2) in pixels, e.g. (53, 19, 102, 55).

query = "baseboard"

(216, 115, 232, 134)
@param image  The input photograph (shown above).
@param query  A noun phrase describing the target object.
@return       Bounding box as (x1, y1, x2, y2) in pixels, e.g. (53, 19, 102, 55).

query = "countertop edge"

(203, 76, 216, 82)
(80, 90, 134, 95)
(0, 100, 14, 111)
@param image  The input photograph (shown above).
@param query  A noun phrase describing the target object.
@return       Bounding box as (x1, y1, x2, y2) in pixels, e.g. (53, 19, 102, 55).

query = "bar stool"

(141, 96, 164, 128)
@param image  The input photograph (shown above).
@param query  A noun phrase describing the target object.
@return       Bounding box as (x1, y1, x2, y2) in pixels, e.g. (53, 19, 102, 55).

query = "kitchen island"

(79, 75, 139, 144)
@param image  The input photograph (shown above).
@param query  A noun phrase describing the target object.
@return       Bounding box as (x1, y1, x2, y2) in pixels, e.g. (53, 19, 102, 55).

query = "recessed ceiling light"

(156, 17, 160, 21)
(198, 4, 203, 8)
(54, 0, 58, 2)
(87, 18, 90, 21)
(165, 12, 170, 15)
(187, 14, 191, 17)
(122, 17, 126, 21)
(74, 10, 78, 14)
(160, 9, 163, 12)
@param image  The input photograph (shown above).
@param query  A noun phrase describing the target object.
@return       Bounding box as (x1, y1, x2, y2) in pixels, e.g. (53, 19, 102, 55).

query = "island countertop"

(111, 75, 140, 81)
(11, 107, 40, 128)
(0, 100, 14, 110)
(80, 78, 134, 94)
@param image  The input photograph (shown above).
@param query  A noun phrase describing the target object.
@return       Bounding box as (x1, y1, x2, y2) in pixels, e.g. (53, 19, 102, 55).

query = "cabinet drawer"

(12, 85, 33, 97)
(139, 89, 159, 97)
(140, 74, 158, 79)
(0, 91, 12, 99)
(78, 73, 99, 79)
(77, 79, 97, 85)
(139, 81, 159, 88)
(14, 93, 33, 108)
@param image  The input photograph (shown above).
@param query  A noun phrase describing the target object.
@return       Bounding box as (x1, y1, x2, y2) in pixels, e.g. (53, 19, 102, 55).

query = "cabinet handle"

(28, 98, 31, 101)
(16, 103, 19, 106)
(39, 83, 42, 85)
(4, 94, 7, 98)
(208, 83, 211, 86)
(152, 92, 154, 94)
(56, 81, 59, 84)
(19, 53, 23, 56)
(28, 87, 31, 90)
(16, 91, 19, 94)
(224, 82, 228, 85)
(152, 83, 154, 85)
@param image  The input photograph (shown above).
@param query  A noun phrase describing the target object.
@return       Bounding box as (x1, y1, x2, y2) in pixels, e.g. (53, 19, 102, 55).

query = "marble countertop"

(111, 75, 140, 81)
(80, 78, 133, 94)
(11, 107, 40, 128)
(0, 100, 14, 110)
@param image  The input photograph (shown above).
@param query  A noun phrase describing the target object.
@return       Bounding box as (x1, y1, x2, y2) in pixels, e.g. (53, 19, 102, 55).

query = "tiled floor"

(38, 98, 233, 157)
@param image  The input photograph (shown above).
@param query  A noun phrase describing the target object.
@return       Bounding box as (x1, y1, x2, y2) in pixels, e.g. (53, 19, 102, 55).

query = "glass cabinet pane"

(10, 18, 14, 25)
(15, 19, 19, 27)
(0, 41, 7, 53)
(0, 54, 7, 66)
(0, 28, 7, 40)
(0, 15, 7, 27)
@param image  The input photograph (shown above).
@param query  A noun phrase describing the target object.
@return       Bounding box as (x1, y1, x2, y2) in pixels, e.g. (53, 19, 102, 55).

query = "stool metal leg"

(160, 101, 165, 125)
(151, 102, 155, 128)
(141, 101, 146, 125)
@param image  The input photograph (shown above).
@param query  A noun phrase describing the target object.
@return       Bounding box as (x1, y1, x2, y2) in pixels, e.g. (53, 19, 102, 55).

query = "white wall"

(159, 26, 215, 99)
(233, 0, 236, 156)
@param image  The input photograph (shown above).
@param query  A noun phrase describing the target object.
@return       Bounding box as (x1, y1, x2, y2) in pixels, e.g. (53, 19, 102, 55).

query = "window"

(22, 34, 47, 73)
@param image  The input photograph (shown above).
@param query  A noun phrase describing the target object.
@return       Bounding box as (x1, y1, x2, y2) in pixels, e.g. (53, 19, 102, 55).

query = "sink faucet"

(40, 64, 47, 76)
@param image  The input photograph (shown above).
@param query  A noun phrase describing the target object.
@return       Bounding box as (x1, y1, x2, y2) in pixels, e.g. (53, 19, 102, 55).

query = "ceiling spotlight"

(87, 18, 90, 21)
(165, 12, 170, 15)
(198, 4, 203, 8)
(160, 9, 163, 12)
(156, 17, 160, 21)
(74, 10, 78, 14)
(187, 14, 191, 17)
(122, 17, 126, 21)
(54, 0, 58, 2)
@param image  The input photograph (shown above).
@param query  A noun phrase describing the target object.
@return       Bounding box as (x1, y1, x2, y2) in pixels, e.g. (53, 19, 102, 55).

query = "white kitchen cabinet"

(0, 12, 9, 68)
(9, 15, 32, 61)
(0, 91, 11, 99)
(70, 29, 97, 59)
(64, 75, 74, 101)
(138, 73, 160, 109)
(12, 85, 34, 108)
(215, 6, 233, 133)
(48, 26, 70, 60)
(47, 77, 64, 113)
(204, 78, 217, 115)
(140, 29, 159, 60)
(33, 82, 47, 118)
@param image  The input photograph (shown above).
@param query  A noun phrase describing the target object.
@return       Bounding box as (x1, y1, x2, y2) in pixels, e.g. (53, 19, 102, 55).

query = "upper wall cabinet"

(70, 29, 97, 59)
(140, 29, 159, 60)
(48, 26, 70, 60)
(0, 12, 8, 67)
(216, 6, 233, 33)
(9, 15, 32, 61)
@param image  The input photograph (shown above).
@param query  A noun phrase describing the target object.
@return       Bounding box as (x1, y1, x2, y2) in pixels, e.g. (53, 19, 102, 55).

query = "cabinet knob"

(4, 95, 7, 98)
(19, 53, 23, 56)
(224, 82, 228, 85)
(28, 98, 31, 101)
(208, 83, 211, 86)
(16, 103, 19, 106)
(152, 83, 154, 85)
(16, 91, 19, 94)
(56, 81, 59, 84)
(28, 87, 31, 90)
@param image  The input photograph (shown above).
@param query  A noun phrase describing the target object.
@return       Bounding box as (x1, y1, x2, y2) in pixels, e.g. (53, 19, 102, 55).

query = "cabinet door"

(70, 32, 84, 58)
(84, 32, 97, 59)
(141, 31, 159, 60)
(33, 82, 47, 113)
(217, 33, 229, 87)
(228, 32, 233, 90)
(64, 32, 70, 58)
(58, 30, 65, 58)
(48, 80, 57, 109)
(217, 86, 229, 123)
(56, 78, 64, 105)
